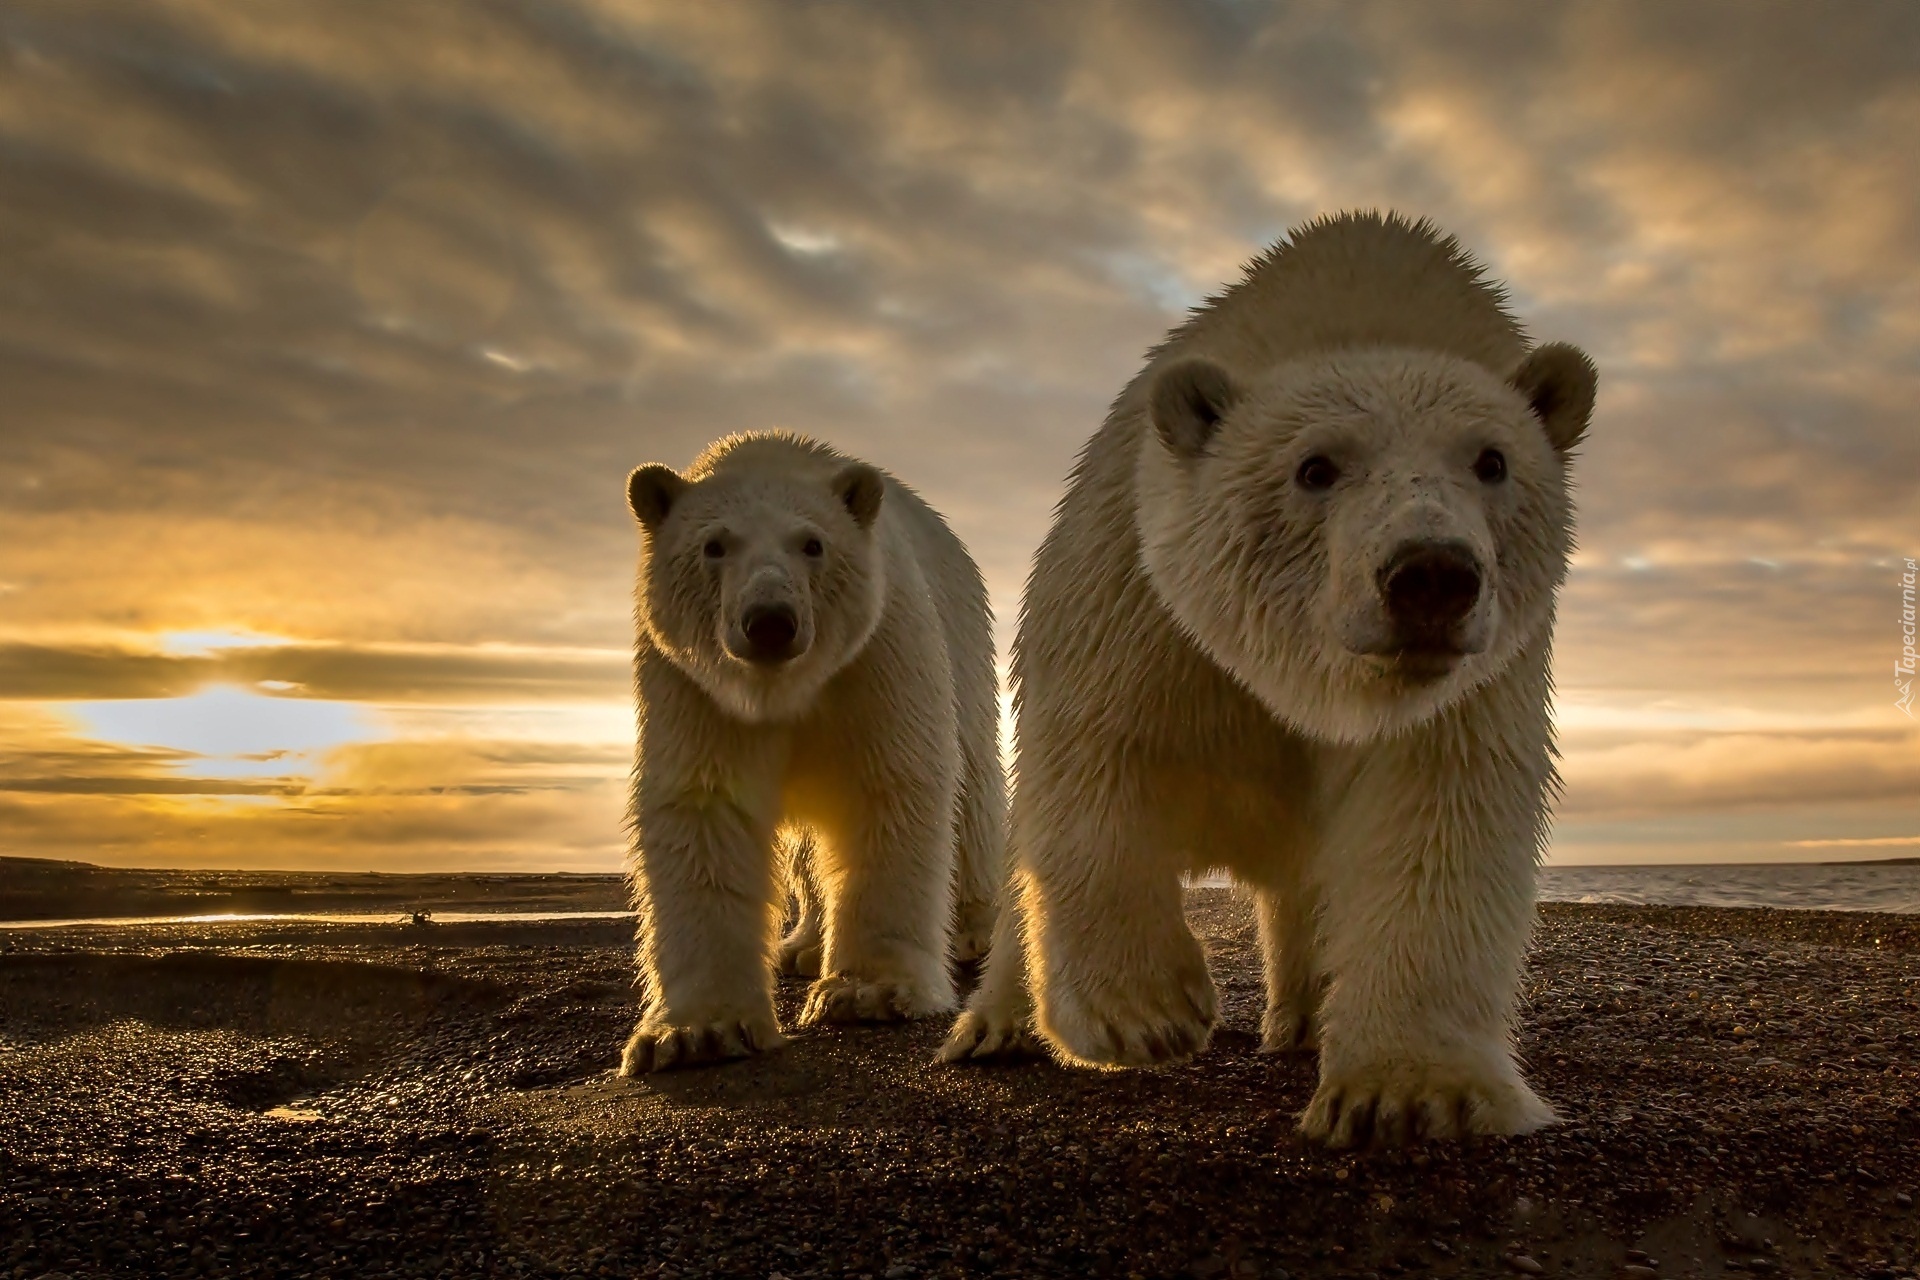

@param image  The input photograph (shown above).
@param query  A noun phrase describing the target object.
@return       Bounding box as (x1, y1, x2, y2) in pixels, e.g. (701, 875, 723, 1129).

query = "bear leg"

(1299, 705, 1556, 1143)
(1023, 777, 1218, 1068)
(622, 798, 787, 1075)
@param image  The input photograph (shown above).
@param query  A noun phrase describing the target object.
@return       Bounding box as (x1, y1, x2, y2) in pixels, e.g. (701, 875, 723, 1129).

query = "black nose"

(1379, 540, 1482, 637)
(740, 604, 800, 663)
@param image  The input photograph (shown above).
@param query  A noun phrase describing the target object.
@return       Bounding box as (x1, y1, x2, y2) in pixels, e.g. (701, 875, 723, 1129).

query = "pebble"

(1506, 1254, 1545, 1274)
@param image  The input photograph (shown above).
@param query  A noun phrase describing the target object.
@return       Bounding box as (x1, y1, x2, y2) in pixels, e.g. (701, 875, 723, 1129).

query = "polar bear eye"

(1295, 455, 1339, 491)
(1473, 448, 1508, 483)
(703, 539, 726, 560)
(802, 537, 824, 559)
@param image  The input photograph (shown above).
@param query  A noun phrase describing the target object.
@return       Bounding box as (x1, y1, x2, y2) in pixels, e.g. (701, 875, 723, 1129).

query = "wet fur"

(622, 434, 1005, 1072)
(944, 212, 1595, 1146)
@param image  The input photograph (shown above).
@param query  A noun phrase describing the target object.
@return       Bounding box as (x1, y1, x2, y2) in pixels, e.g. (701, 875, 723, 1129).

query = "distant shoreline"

(0, 855, 627, 924)
(7, 853, 1915, 879)
(2, 854, 1916, 924)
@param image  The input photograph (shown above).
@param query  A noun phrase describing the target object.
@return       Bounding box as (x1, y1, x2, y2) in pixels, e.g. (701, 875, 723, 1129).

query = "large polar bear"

(620, 433, 1004, 1073)
(943, 212, 1596, 1146)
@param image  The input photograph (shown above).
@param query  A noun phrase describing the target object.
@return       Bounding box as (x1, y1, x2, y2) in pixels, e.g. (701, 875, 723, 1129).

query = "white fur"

(620, 433, 1005, 1073)
(942, 212, 1596, 1146)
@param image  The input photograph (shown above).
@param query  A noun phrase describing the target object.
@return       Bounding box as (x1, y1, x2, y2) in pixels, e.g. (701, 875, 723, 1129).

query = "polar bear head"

(1135, 343, 1595, 743)
(628, 436, 889, 723)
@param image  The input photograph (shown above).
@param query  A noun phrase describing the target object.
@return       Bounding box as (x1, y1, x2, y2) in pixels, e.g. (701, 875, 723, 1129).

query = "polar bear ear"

(833, 462, 885, 529)
(627, 464, 687, 531)
(1511, 343, 1598, 454)
(1150, 357, 1243, 458)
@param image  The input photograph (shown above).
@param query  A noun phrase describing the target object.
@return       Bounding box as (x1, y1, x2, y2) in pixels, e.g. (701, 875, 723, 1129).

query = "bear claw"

(799, 974, 951, 1025)
(937, 1008, 1044, 1062)
(1041, 963, 1218, 1069)
(1299, 1061, 1557, 1147)
(1096, 1015, 1210, 1067)
(620, 1016, 785, 1074)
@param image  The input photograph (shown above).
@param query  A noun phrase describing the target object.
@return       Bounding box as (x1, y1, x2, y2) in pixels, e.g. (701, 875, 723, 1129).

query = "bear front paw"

(619, 1013, 786, 1074)
(798, 973, 954, 1025)
(1039, 962, 1218, 1069)
(1300, 1057, 1556, 1147)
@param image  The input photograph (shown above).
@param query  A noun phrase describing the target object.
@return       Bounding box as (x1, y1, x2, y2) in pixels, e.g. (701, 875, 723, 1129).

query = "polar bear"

(942, 212, 1595, 1146)
(619, 432, 1004, 1073)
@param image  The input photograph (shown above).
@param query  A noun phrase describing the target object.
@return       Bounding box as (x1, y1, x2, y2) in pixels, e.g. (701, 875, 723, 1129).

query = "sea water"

(1537, 861, 1920, 914)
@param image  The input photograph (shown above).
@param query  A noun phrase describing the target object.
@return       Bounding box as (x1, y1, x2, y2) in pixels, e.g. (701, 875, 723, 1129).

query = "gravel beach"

(3, 890, 1918, 1280)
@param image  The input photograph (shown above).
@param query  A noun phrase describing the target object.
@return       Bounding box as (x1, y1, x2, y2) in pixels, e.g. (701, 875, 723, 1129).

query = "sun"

(64, 684, 378, 784)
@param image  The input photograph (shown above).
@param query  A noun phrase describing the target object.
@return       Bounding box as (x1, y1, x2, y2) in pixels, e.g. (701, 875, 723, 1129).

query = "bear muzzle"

(1373, 539, 1486, 675)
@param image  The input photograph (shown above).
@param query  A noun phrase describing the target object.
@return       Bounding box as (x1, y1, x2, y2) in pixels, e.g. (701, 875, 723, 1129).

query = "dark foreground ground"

(2, 892, 1917, 1280)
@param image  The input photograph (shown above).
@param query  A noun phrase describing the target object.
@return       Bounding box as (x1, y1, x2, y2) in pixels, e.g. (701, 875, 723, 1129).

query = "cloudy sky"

(2, 0, 1916, 872)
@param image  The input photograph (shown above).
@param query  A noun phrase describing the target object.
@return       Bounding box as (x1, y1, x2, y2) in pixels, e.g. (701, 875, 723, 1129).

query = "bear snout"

(735, 603, 804, 664)
(1377, 539, 1482, 647)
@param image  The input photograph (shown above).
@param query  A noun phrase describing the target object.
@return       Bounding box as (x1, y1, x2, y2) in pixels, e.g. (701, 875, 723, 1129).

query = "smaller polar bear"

(620, 433, 1004, 1073)
(944, 212, 1596, 1146)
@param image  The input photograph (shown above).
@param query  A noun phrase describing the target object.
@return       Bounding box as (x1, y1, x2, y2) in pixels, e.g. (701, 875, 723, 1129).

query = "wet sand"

(3, 891, 1918, 1279)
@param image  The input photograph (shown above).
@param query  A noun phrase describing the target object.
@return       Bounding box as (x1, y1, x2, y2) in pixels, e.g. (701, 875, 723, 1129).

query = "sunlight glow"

(767, 222, 841, 256)
(66, 685, 376, 768)
(158, 629, 295, 657)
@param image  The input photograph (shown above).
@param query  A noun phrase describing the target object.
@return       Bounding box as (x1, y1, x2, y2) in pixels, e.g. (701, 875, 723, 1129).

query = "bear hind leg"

(1253, 880, 1322, 1053)
(774, 827, 824, 979)
(939, 869, 1043, 1061)
(949, 736, 1007, 965)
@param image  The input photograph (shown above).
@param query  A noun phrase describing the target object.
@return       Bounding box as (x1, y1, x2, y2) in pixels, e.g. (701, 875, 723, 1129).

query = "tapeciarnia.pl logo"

(1899, 557, 1917, 718)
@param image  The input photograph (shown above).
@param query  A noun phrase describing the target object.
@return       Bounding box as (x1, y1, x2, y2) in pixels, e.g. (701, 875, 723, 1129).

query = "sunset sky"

(2, 0, 1916, 872)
